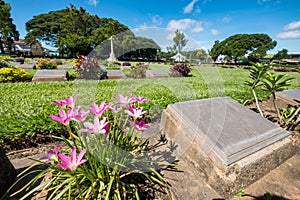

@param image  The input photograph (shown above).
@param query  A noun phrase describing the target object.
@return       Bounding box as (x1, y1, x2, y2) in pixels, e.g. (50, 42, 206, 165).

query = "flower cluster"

(44, 93, 150, 171)
(170, 63, 191, 77)
(12, 94, 170, 200)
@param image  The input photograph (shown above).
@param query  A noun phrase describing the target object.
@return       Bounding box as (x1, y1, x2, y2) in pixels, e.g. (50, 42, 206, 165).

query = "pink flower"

(109, 105, 122, 113)
(86, 101, 111, 117)
(79, 116, 110, 135)
(53, 95, 78, 108)
(56, 148, 87, 171)
(72, 107, 89, 122)
(65, 95, 78, 108)
(39, 144, 60, 162)
(130, 94, 148, 103)
(129, 120, 150, 131)
(125, 104, 146, 119)
(50, 108, 74, 125)
(116, 94, 132, 106)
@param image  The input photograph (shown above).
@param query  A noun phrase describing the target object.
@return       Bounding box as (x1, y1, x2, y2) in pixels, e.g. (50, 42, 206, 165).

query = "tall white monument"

(107, 36, 117, 62)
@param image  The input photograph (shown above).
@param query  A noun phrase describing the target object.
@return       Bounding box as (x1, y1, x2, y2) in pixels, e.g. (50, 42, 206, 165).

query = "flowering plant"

(9, 94, 173, 200)
(170, 63, 191, 77)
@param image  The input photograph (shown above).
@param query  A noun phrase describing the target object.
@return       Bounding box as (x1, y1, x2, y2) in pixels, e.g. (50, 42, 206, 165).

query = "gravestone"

(146, 70, 169, 78)
(106, 70, 126, 79)
(278, 89, 300, 102)
(32, 70, 68, 82)
(160, 97, 296, 198)
(57, 64, 74, 70)
(121, 65, 131, 70)
(0, 147, 17, 198)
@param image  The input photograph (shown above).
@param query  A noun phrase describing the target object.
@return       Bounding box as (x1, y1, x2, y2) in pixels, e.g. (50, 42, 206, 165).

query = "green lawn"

(0, 64, 299, 142)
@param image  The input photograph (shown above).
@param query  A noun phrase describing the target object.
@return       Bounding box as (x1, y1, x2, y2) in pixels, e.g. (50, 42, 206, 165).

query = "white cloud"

(222, 16, 232, 23)
(88, 0, 98, 6)
(166, 33, 175, 41)
(152, 15, 163, 26)
(191, 22, 204, 32)
(183, 0, 199, 14)
(167, 19, 204, 33)
(211, 29, 219, 35)
(276, 30, 300, 39)
(284, 21, 300, 31)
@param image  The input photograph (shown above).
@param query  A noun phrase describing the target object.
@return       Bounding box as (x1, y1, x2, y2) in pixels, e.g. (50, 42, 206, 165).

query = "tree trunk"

(0, 38, 5, 53)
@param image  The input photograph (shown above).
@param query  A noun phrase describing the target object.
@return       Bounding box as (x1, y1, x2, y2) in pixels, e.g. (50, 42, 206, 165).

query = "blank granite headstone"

(106, 70, 126, 79)
(160, 97, 296, 197)
(146, 70, 169, 78)
(0, 147, 17, 197)
(32, 70, 68, 82)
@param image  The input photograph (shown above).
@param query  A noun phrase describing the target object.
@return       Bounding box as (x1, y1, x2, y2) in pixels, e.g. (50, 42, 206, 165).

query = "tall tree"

(209, 33, 277, 63)
(25, 5, 129, 56)
(0, 0, 19, 53)
(173, 29, 188, 53)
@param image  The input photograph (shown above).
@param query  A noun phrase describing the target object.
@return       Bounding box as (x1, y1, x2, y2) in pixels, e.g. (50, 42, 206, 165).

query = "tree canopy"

(25, 5, 130, 55)
(209, 33, 277, 62)
(0, 0, 19, 53)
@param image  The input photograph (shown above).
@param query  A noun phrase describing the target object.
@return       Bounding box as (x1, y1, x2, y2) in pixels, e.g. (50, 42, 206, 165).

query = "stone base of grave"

(32, 70, 68, 82)
(106, 70, 126, 79)
(160, 97, 297, 198)
(146, 70, 169, 78)
(0, 148, 17, 198)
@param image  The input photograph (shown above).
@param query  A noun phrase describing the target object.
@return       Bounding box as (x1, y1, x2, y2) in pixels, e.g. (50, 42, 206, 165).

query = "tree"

(273, 48, 289, 60)
(25, 5, 129, 56)
(209, 34, 277, 63)
(0, 0, 19, 53)
(173, 29, 188, 53)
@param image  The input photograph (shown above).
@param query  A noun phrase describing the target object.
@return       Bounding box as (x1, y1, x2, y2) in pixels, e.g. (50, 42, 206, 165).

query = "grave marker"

(106, 70, 126, 79)
(32, 70, 68, 82)
(160, 97, 296, 197)
(146, 70, 169, 78)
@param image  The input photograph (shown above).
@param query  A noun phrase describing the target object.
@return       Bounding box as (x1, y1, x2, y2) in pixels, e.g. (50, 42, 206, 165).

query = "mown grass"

(0, 65, 299, 142)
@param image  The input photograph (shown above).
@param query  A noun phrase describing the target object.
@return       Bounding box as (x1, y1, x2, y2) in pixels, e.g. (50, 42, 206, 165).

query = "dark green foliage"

(25, 5, 129, 56)
(209, 33, 277, 62)
(0, 0, 19, 53)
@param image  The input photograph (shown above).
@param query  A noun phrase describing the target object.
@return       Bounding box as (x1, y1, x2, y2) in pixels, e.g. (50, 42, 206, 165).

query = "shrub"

(170, 63, 191, 77)
(36, 60, 58, 69)
(76, 55, 106, 80)
(129, 65, 147, 78)
(0, 66, 30, 83)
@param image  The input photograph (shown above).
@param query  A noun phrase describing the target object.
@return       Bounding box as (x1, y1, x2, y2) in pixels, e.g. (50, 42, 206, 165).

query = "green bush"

(0, 66, 31, 83)
(36, 60, 58, 69)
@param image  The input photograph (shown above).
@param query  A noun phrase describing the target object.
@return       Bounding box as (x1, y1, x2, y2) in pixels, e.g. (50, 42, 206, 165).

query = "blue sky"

(6, 0, 300, 53)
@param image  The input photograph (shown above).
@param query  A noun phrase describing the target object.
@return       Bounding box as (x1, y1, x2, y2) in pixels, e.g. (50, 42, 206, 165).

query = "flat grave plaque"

(278, 89, 300, 102)
(106, 70, 126, 79)
(32, 70, 68, 82)
(160, 96, 295, 197)
(161, 97, 291, 165)
(146, 70, 169, 78)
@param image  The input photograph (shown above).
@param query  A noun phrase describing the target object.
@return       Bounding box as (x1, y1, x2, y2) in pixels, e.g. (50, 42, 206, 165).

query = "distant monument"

(107, 36, 117, 62)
